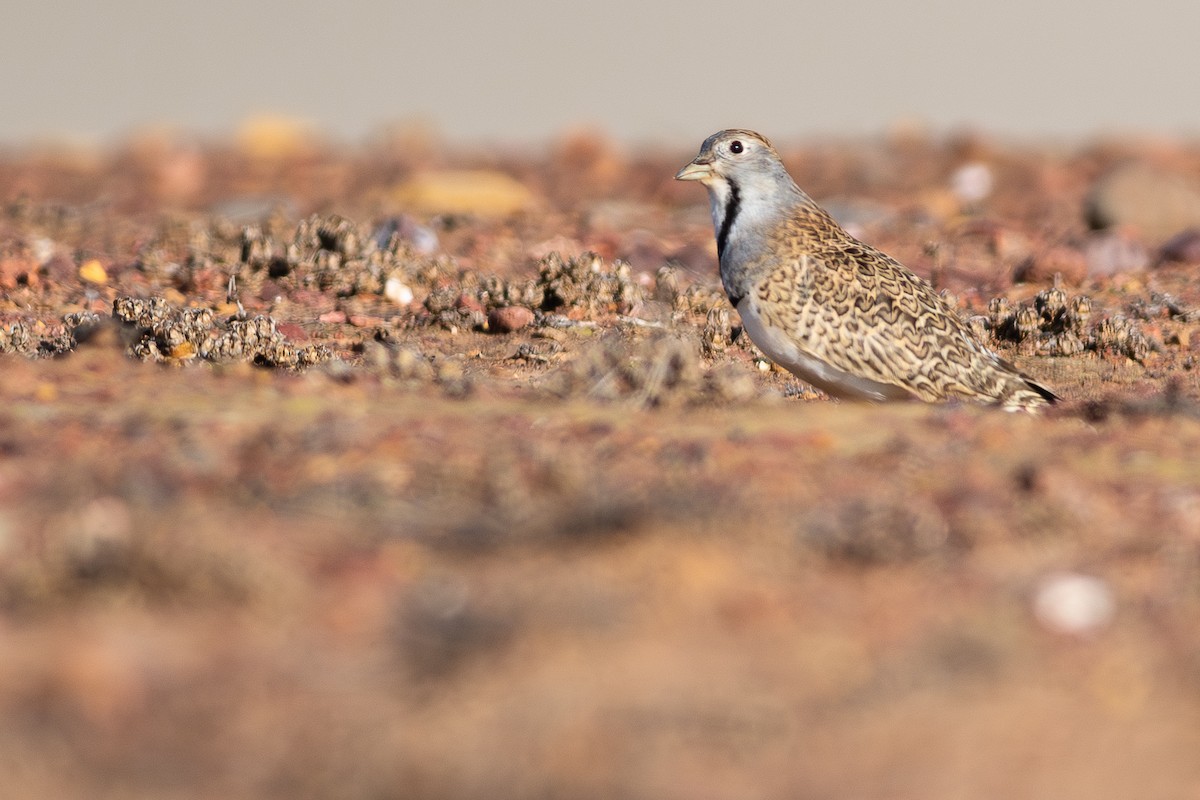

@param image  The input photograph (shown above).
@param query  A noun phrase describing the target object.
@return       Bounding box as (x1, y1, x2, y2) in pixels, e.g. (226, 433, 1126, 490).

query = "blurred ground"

(2, 127, 1200, 798)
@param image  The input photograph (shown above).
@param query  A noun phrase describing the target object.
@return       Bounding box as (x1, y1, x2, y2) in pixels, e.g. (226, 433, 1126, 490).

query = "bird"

(675, 129, 1059, 410)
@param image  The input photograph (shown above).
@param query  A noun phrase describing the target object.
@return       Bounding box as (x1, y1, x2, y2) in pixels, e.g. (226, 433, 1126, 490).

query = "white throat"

(708, 171, 795, 262)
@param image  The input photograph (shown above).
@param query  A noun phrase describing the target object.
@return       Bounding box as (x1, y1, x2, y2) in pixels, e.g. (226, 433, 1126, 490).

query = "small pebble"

(31, 237, 56, 265)
(384, 276, 415, 305)
(951, 162, 994, 206)
(78, 259, 108, 285)
(488, 306, 534, 333)
(275, 322, 309, 341)
(1033, 571, 1115, 636)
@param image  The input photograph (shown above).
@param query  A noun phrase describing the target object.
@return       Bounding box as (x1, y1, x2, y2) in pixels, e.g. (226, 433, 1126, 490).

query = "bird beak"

(675, 160, 713, 182)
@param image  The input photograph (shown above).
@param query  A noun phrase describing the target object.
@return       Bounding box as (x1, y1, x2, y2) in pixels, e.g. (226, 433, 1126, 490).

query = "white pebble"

(384, 276, 414, 306)
(951, 162, 994, 205)
(1033, 571, 1115, 636)
(31, 237, 56, 265)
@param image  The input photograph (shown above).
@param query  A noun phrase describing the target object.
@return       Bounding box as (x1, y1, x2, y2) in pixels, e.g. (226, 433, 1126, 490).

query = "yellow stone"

(78, 259, 107, 284)
(235, 114, 318, 160)
(391, 170, 535, 216)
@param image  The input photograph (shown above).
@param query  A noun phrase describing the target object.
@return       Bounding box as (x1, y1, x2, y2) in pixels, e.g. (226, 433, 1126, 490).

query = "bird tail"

(1025, 379, 1060, 405)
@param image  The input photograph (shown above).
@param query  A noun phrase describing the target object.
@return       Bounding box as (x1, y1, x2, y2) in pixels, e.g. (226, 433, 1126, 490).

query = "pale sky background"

(5, 0, 1200, 146)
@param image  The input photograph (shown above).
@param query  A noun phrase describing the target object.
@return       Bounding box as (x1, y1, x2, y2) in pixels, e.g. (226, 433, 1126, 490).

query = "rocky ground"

(3, 125, 1200, 798)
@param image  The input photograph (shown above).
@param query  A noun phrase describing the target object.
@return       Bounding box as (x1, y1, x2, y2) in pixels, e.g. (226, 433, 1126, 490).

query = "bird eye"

(729, 140, 744, 154)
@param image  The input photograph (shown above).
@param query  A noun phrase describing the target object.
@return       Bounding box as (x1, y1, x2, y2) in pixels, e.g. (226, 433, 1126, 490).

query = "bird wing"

(753, 237, 1030, 403)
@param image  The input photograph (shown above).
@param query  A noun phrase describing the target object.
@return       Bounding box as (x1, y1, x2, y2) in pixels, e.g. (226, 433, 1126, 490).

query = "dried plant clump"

(654, 265, 681, 306)
(701, 305, 733, 357)
(186, 213, 461, 306)
(1090, 316, 1152, 363)
(418, 251, 641, 333)
(982, 287, 1151, 362)
(0, 321, 40, 357)
(421, 271, 545, 332)
(473, 273, 545, 312)
(152, 216, 651, 337)
(0, 314, 101, 359)
(287, 214, 391, 296)
(536, 252, 641, 316)
(113, 295, 330, 368)
(676, 282, 729, 316)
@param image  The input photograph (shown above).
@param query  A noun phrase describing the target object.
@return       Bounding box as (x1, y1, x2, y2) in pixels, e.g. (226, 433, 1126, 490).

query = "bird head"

(675, 129, 788, 188)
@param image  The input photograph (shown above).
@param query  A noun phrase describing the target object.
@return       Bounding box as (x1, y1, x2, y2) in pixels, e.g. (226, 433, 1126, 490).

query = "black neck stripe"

(716, 179, 740, 260)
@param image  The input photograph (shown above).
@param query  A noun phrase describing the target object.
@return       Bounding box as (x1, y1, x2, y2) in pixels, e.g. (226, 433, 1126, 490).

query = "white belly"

(736, 297, 914, 402)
